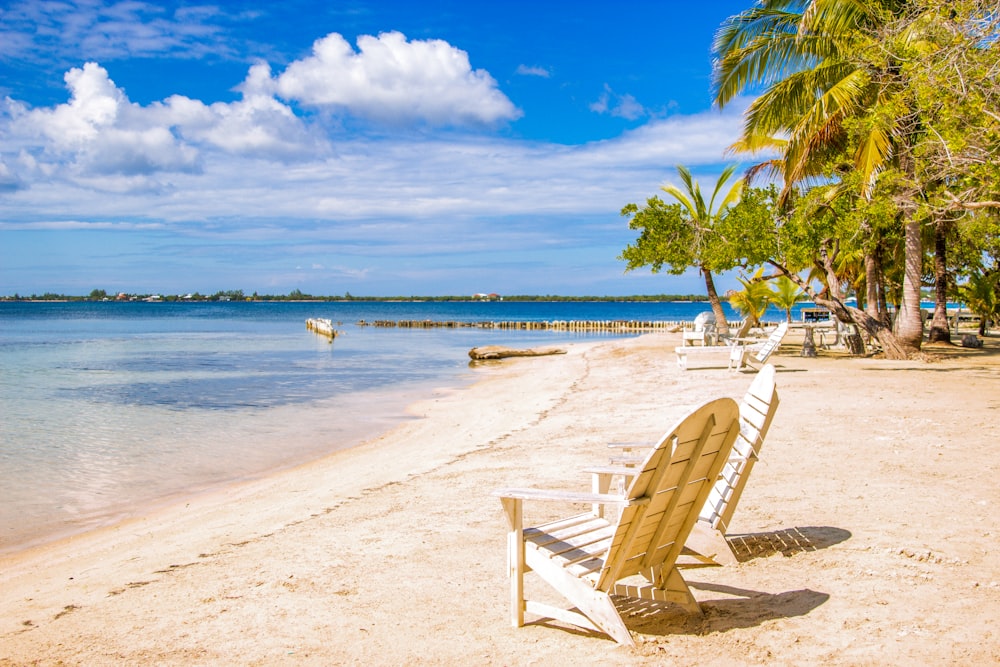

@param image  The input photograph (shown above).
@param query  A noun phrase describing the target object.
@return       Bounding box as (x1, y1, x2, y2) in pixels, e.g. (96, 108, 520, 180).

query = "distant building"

(473, 293, 502, 301)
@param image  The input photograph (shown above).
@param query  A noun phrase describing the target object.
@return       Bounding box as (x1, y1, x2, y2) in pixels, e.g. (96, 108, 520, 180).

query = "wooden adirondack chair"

(605, 365, 780, 566)
(492, 397, 741, 646)
(674, 319, 752, 371)
(729, 321, 789, 371)
(688, 364, 778, 564)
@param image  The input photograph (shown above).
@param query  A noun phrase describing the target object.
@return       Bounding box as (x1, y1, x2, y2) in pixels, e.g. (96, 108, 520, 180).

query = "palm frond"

(728, 133, 788, 155)
(743, 159, 788, 186)
(713, 5, 813, 106)
(854, 123, 894, 199)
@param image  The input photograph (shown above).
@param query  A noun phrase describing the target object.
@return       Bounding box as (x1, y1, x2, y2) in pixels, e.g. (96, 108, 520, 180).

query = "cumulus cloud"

(7, 61, 323, 184)
(590, 84, 646, 121)
(15, 63, 201, 175)
(0, 28, 522, 189)
(158, 64, 322, 160)
(272, 31, 522, 126)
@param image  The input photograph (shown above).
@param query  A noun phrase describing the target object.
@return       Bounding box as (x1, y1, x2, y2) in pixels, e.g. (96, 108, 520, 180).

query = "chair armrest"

(582, 465, 640, 477)
(491, 487, 625, 504)
(493, 486, 629, 526)
(607, 441, 648, 449)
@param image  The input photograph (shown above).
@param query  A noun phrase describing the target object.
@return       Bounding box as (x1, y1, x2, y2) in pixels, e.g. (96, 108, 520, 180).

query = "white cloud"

(516, 64, 551, 78)
(8, 61, 322, 183)
(1, 29, 523, 187)
(0, 219, 164, 231)
(590, 84, 646, 121)
(0, 49, 749, 251)
(0, 0, 233, 63)
(14, 63, 201, 176)
(0, 159, 25, 192)
(273, 31, 522, 126)
(2, 101, 746, 229)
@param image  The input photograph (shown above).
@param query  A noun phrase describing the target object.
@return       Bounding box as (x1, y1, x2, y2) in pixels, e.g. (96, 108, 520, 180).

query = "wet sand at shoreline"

(1, 331, 998, 665)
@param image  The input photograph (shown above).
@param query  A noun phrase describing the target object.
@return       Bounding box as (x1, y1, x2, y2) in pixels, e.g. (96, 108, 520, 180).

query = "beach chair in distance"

(492, 398, 741, 647)
(675, 319, 755, 370)
(605, 365, 779, 566)
(681, 311, 717, 347)
(728, 321, 789, 371)
(716, 318, 753, 345)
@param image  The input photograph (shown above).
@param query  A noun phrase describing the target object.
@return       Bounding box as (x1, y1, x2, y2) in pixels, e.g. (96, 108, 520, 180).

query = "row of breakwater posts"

(352, 319, 688, 333)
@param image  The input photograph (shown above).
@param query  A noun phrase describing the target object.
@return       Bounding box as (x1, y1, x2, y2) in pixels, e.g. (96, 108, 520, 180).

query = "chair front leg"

(499, 497, 525, 627)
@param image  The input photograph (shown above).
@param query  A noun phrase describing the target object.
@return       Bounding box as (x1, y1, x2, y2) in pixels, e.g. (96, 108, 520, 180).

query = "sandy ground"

(1, 329, 999, 666)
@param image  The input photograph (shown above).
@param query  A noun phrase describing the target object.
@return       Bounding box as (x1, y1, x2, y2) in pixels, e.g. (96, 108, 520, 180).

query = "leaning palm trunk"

(702, 267, 730, 336)
(818, 297, 908, 359)
(770, 240, 910, 359)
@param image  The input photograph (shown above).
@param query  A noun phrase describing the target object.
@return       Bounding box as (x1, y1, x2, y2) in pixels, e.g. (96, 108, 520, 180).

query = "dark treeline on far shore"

(1, 288, 725, 303)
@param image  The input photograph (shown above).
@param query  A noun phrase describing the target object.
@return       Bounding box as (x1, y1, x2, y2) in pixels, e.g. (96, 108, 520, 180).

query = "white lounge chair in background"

(492, 398, 741, 647)
(681, 311, 717, 347)
(674, 319, 760, 371)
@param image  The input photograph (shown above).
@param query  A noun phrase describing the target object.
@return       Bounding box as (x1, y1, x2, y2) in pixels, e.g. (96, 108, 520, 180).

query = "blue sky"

(0, 0, 757, 297)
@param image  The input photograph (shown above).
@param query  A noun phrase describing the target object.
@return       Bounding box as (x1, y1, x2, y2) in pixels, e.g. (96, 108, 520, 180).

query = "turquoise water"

(0, 299, 758, 553)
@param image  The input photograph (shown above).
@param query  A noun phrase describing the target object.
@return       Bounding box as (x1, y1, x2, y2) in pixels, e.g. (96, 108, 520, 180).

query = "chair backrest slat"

(699, 365, 779, 532)
(595, 398, 740, 591)
(753, 322, 789, 363)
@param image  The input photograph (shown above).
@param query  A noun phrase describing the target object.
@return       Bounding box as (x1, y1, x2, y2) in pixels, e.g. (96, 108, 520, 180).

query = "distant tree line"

(1, 290, 723, 303)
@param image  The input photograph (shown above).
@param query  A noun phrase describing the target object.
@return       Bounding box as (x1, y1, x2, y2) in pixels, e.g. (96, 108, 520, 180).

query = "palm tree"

(713, 0, 932, 357)
(957, 270, 999, 337)
(728, 268, 773, 326)
(660, 164, 744, 335)
(770, 275, 803, 323)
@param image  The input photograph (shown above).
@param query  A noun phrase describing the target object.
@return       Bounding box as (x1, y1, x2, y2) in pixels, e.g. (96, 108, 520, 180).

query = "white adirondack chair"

(681, 311, 717, 347)
(604, 365, 780, 566)
(493, 398, 741, 646)
(728, 321, 789, 371)
(688, 364, 779, 563)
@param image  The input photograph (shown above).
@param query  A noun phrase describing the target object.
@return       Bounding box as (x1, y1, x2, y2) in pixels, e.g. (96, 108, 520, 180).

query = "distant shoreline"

(2, 294, 719, 304)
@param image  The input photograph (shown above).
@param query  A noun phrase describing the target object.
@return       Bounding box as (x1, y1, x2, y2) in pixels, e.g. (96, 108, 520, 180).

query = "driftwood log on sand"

(468, 345, 567, 360)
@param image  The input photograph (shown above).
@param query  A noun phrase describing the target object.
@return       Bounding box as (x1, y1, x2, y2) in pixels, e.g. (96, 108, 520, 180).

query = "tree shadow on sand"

(726, 525, 852, 562)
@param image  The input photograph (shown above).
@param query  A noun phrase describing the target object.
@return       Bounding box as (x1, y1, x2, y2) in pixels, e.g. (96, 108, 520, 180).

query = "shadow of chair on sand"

(525, 526, 847, 642)
(606, 526, 848, 639)
(613, 584, 831, 638)
(725, 525, 852, 562)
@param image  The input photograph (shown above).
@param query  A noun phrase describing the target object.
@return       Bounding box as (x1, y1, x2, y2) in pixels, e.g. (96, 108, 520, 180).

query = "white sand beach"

(1, 331, 998, 665)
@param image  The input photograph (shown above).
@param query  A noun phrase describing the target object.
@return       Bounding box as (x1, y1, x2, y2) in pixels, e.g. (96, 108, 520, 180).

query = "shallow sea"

(1, 299, 765, 553)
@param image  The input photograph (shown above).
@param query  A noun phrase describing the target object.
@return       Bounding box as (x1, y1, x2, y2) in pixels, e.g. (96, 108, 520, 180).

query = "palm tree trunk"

(864, 252, 881, 321)
(860, 217, 882, 322)
(772, 245, 909, 359)
(702, 267, 730, 335)
(816, 297, 908, 359)
(894, 218, 924, 355)
(875, 243, 891, 327)
(927, 220, 951, 343)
